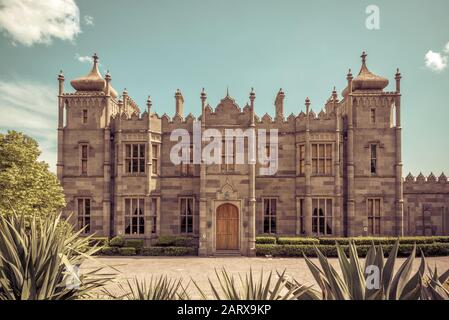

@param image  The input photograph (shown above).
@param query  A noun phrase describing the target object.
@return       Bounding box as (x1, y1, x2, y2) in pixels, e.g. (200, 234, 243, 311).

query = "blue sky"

(0, 0, 448, 175)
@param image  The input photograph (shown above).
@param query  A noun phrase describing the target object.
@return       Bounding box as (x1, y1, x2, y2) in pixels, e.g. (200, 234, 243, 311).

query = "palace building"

(57, 52, 449, 256)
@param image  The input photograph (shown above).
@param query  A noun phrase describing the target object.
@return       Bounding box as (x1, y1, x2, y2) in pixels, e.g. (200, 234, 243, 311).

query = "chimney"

(175, 89, 184, 117)
(275, 88, 285, 119)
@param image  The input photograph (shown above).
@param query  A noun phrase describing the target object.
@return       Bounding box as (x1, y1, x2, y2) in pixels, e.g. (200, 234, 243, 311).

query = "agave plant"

(0, 212, 115, 300)
(194, 268, 311, 300)
(103, 276, 190, 300)
(288, 240, 449, 300)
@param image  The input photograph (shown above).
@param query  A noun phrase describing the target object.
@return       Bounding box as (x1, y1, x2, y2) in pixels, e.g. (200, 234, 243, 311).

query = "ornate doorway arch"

(216, 203, 239, 250)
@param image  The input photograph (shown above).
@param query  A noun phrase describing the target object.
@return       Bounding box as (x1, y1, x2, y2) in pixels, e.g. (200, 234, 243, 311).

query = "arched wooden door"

(216, 204, 239, 250)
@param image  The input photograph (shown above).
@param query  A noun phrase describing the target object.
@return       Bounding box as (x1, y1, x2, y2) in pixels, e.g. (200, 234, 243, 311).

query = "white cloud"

(425, 50, 448, 72)
(84, 15, 94, 26)
(445, 42, 449, 54)
(0, 80, 58, 171)
(0, 0, 81, 46)
(75, 53, 93, 64)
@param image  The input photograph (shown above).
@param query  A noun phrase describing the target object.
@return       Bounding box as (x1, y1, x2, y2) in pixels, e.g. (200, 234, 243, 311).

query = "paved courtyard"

(81, 256, 449, 298)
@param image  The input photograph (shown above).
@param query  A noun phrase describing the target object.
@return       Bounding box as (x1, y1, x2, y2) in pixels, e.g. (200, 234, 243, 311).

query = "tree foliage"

(0, 130, 65, 218)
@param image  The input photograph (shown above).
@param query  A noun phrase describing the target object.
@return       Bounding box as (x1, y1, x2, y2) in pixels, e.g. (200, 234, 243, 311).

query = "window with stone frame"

(221, 138, 235, 173)
(125, 144, 145, 174)
(312, 198, 332, 236)
(370, 144, 377, 175)
(180, 197, 194, 234)
(82, 109, 88, 124)
(152, 144, 159, 174)
(299, 144, 305, 175)
(80, 144, 88, 175)
(312, 143, 332, 175)
(77, 198, 91, 233)
(297, 198, 305, 235)
(181, 144, 194, 176)
(150, 197, 158, 234)
(367, 198, 381, 235)
(263, 198, 277, 234)
(124, 198, 145, 235)
(370, 108, 376, 124)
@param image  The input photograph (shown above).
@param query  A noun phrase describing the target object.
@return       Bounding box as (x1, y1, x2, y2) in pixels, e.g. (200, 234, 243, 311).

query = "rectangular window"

(181, 145, 194, 176)
(299, 144, 305, 175)
(370, 108, 376, 124)
(82, 109, 88, 124)
(312, 143, 332, 175)
(263, 198, 277, 234)
(81, 144, 88, 175)
(370, 144, 377, 174)
(367, 198, 381, 235)
(125, 144, 145, 174)
(298, 198, 305, 235)
(180, 197, 194, 234)
(152, 144, 159, 174)
(312, 198, 332, 236)
(77, 198, 91, 233)
(221, 138, 235, 173)
(124, 198, 145, 235)
(150, 198, 158, 234)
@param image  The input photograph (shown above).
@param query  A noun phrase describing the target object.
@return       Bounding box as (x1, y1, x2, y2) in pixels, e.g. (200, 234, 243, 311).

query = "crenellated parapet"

(404, 172, 449, 193)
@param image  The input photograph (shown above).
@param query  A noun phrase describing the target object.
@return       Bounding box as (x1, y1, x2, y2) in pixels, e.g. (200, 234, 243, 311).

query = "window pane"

(325, 159, 332, 174)
(319, 159, 325, 173)
(125, 199, 130, 216)
(85, 217, 90, 232)
(319, 144, 325, 157)
(82, 145, 88, 158)
(375, 199, 381, 217)
(371, 159, 377, 174)
(368, 199, 373, 216)
(132, 199, 138, 215)
(263, 217, 270, 233)
(82, 160, 87, 174)
(270, 217, 276, 234)
(319, 199, 325, 213)
(270, 199, 276, 215)
(139, 199, 144, 216)
(139, 159, 145, 173)
(152, 216, 157, 233)
(133, 145, 138, 157)
(126, 159, 131, 173)
(371, 145, 377, 158)
(181, 199, 186, 216)
(326, 144, 332, 158)
(368, 217, 373, 235)
(152, 198, 157, 216)
(132, 217, 138, 234)
(152, 145, 158, 157)
(152, 160, 157, 174)
(326, 199, 332, 217)
(319, 216, 325, 235)
(126, 145, 131, 158)
(139, 217, 145, 234)
(312, 159, 318, 174)
(326, 217, 332, 235)
(85, 199, 90, 215)
(132, 159, 138, 173)
(312, 216, 318, 233)
(312, 144, 317, 157)
(139, 144, 145, 157)
(264, 199, 269, 216)
(125, 217, 131, 234)
(78, 199, 83, 215)
(187, 216, 193, 233)
(180, 216, 186, 233)
(375, 218, 380, 234)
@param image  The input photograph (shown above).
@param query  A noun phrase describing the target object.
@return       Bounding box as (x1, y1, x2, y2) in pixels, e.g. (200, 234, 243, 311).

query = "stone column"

(146, 96, 154, 237)
(248, 88, 256, 256)
(102, 72, 112, 237)
(346, 70, 355, 237)
(199, 89, 208, 256)
(395, 69, 404, 236)
(304, 98, 312, 236)
(115, 98, 124, 236)
(333, 88, 342, 236)
(57, 71, 65, 183)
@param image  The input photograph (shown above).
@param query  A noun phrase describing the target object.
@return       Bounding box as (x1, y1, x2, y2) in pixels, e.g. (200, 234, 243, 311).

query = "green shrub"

(140, 246, 196, 256)
(118, 247, 136, 256)
(155, 235, 195, 247)
(255, 236, 277, 244)
(318, 236, 446, 246)
(256, 243, 449, 258)
(100, 246, 119, 255)
(277, 237, 319, 245)
(109, 236, 125, 247)
(125, 239, 144, 249)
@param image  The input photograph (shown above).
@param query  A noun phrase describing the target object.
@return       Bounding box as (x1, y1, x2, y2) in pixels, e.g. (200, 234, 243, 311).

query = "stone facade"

(57, 52, 449, 256)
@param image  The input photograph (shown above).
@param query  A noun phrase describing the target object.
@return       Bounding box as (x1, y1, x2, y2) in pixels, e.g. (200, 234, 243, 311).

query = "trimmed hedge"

(318, 237, 447, 245)
(255, 236, 277, 244)
(100, 246, 119, 255)
(277, 237, 320, 245)
(109, 236, 125, 247)
(118, 247, 136, 256)
(155, 235, 195, 247)
(140, 246, 197, 256)
(256, 243, 449, 258)
(125, 239, 144, 249)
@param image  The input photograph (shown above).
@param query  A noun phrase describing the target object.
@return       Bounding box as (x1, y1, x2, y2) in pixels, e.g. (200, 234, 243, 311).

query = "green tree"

(0, 130, 65, 218)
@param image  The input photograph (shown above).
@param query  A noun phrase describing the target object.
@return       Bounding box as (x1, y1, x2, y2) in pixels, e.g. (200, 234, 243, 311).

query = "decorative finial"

(123, 88, 128, 95)
(305, 97, 310, 106)
(105, 69, 111, 81)
(58, 70, 64, 80)
(395, 68, 402, 79)
(226, 86, 230, 97)
(201, 87, 207, 100)
(92, 53, 99, 63)
(146, 95, 152, 108)
(249, 87, 255, 101)
(347, 68, 353, 79)
(361, 51, 367, 64)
